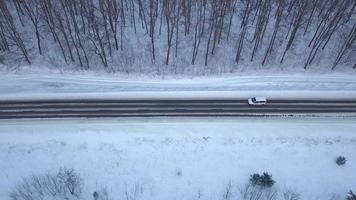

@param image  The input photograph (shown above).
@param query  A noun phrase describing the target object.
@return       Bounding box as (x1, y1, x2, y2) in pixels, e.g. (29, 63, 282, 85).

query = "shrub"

(223, 182, 232, 200)
(10, 168, 83, 200)
(93, 191, 99, 200)
(283, 190, 300, 200)
(336, 156, 347, 166)
(347, 190, 356, 200)
(57, 168, 83, 197)
(250, 174, 261, 186)
(175, 168, 183, 177)
(239, 183, 278, 200)
(249, 172, 275, 188)
(93, 188, 110, 200)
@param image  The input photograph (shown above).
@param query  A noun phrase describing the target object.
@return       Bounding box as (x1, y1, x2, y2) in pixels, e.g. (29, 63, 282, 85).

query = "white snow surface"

(1, 73, 356, 100)
(0, 118, 355, 200)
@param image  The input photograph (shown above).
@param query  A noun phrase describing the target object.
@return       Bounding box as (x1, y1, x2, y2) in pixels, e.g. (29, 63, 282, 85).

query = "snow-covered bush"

(240, 183, 278, 200)
(237, 173, 278, 200)
(222, 182, 233, 200)
(336, 156, 347, 166)
(175, 168, 183, 177)
(93, 187, 111, 200)
(250, 172, 275, 188)
(347, 191, 356, 200)
(93, 191, 99, 200)
(57, 168, 83, 197)
(10, 168, 83, 200)
(283, 190, 300, 200)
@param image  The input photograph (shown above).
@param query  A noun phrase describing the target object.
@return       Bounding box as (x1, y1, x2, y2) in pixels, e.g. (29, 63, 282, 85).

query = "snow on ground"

(1, 73, 356, 100)
(0, 118, 355, 200)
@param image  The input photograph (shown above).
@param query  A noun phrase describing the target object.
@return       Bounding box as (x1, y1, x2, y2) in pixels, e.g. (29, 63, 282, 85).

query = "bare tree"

(235, 0, 253, 64)
(191, 0, 204, 65)
(226, 0, 238, 41)
(204, 0, 217, 66)
(148, 0, 158, 60)
(163, 0, 179, 65)
(39, 0, 68, 63)
(0, 0, 30, 64)
(262, 0, 284, 65)
(16, 0, 43, 55)
(305, 0, 352, 68)
(182, 0, 192, 36)
(0, 0, 355, 72)
(211, 0, 229, 55)
(303, 0, 319, 35)
(87, 0, 108, 69)
(332, 23, 356, 69)
(280, 0, 307, 64)
(250, 0, 271, 62)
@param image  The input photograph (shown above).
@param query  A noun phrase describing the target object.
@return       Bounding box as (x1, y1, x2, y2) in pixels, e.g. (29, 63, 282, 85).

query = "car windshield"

(252, 98, 256, 102)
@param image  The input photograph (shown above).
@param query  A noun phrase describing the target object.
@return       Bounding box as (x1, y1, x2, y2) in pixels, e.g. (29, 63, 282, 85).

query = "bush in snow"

(57, 168, 83, 197)
(239, 183, 278, 200)
(175, 168, 183, 177)
(222, 182, 233, 200)
(249, 172, 275, 188)
(283, 190, 300, 200)
(347, 191, 356, 200)
(93, 187, 110, 200)
(336, 156, 347, 166)
(10, 168, 83, 200)
(93, 191, 99, 200)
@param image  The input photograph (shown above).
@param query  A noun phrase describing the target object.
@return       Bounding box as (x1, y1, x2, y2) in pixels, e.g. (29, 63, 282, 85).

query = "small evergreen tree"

(260, 172, 275, 187)
(93, 191, 99, 200)
(347, 190, 356, 200)
(249, 172, 275, 188)
(336, 156, 347, 166)
(250, 173, 261, 186)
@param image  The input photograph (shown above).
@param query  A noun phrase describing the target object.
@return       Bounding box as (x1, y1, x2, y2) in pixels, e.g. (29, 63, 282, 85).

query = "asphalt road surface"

(1, 99, 356, 119)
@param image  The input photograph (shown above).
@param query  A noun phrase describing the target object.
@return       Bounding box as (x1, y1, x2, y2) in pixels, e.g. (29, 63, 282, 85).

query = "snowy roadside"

(1, 74, 356, 100)
(0, 118, 355, 200)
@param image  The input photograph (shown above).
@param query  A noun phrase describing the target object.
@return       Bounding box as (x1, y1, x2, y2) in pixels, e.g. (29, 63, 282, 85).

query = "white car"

(248, 97, 267, 106)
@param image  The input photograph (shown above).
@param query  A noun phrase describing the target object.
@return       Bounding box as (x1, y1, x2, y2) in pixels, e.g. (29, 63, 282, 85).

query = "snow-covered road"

(1, 74, 356, 100)
(2, 74, 356, 92)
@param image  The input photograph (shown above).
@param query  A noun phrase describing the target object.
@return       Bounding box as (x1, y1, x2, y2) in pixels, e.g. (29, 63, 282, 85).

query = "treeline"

(0, 0, 355, 73)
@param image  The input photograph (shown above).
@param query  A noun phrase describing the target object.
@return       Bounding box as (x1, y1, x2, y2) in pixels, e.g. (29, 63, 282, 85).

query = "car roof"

(254, 97, 267, 101)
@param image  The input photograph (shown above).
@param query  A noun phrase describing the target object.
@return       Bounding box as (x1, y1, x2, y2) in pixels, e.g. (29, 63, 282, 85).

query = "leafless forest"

(0, 0, 355, 74)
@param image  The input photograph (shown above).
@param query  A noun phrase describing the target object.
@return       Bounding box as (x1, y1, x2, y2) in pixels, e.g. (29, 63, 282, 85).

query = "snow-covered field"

(0, 118, 355, 200)
(1, 73, 356, 100)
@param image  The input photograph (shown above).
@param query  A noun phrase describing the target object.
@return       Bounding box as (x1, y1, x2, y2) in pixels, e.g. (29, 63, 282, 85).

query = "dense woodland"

(0, 0, 355, 74)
